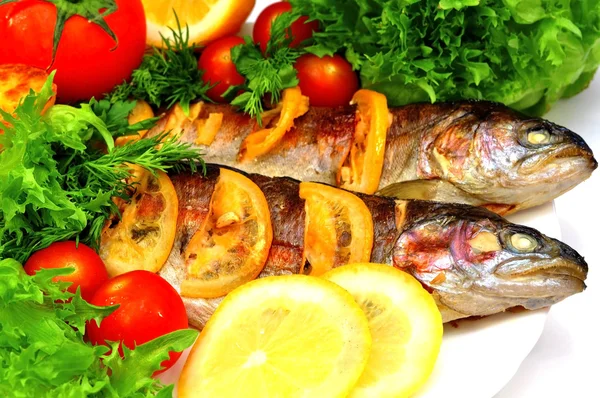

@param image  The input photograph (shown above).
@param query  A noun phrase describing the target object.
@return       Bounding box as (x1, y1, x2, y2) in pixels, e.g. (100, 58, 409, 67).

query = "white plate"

(159, 202, 559, 396)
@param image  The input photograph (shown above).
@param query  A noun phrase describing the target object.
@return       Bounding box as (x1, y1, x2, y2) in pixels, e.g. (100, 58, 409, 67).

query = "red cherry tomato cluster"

(24, 241, 188, 375)
(198, 1, 358, 107)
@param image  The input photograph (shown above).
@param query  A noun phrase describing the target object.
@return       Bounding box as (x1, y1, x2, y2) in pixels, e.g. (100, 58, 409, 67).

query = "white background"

(250, 2, 600, 396)
(496, 76, 599, 397)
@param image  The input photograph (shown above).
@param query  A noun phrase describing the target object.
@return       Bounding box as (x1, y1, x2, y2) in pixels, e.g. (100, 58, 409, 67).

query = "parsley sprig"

(227, 12, 306, 124)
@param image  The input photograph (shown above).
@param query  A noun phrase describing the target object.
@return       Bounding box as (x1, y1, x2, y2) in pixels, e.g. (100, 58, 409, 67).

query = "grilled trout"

(157, 166, 588, 328)
(148, 98, 596, 215)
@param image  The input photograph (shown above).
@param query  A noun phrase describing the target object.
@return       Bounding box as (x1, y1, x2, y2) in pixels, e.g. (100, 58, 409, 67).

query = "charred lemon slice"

(338, 89, 391, 194)
(180, 168, 273, 298)
(323, 263, 443, 398)
(299, 182, 373, 276)
(179, 275, 371, 398)
(100, 165, 178, 276)
(0, 64, 56, 117)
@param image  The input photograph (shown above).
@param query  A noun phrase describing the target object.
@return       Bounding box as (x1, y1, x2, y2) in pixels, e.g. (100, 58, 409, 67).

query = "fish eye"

(527, 129, 550, 145)
(510, 233, 538, 252)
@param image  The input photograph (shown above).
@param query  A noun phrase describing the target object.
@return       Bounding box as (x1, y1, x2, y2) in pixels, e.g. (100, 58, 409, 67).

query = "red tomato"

(24, 241, 109, 302)
(87, 270, 189, 374)
(253, 1, 319, 53)
(0, 0, 146, 102)
(295, 54, 360, 107)
(198, 36, 246, 103)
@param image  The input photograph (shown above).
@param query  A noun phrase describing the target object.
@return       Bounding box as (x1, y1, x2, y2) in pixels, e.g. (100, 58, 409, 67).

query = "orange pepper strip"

(161, 102, 204, 140)
(338, 89, 391, 194)
(299, 182, 374, 276)
(194, 112, 223, 146)
(238, 86, 309, 162)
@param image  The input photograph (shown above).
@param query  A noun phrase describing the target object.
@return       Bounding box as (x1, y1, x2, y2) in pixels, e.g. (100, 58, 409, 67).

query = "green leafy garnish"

(89, 98, 160, 138)
(0, 258, 198, 397)
(228, 12, 305, 124)
(107, 14, 212, 114)
(288, 0, 600, 115)
(0, 73, 204, 262)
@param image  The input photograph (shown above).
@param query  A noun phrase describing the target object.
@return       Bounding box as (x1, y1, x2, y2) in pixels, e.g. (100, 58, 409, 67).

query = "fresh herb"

(0, 258, 198, 397)
(106, 15, 211, 115)
(288, 0, 600, 116)
(228, 12, 305, 123)
(89, 98, 159, 138)
(0, 74, 204, 263)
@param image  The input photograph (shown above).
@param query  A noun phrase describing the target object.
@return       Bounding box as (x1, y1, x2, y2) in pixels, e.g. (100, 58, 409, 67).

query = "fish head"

(420, 104, 597, 213)
(393, 201, 588, 321)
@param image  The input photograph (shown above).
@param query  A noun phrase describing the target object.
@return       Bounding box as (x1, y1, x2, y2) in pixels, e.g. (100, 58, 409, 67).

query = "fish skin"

(148, 100, 596, 215)
(158, 166, 588, 328)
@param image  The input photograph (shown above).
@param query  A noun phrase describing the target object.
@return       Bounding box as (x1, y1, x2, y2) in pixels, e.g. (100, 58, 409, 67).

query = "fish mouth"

(479, 254, 588, 300)
(495, 257, 588, 282)
(519, 143, 597, 177)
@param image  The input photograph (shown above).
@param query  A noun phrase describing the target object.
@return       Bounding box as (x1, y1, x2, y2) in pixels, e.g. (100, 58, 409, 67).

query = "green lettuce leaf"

(0, 258, 198, 397)
(289, 0, 600, 115)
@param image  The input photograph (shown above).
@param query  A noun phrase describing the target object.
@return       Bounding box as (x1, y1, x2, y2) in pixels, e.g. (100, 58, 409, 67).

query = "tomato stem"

(39, 0, 119, 66)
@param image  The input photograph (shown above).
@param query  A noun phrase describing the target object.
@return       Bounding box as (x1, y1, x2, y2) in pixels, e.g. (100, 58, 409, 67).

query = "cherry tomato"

(0, 0, 146, 102)
(253, 2, 319, 53)
(198, 36, 246, 103)
(24, 241, 109, 302)
(295, 54, 360, 107)
(87, 270, 189, 374)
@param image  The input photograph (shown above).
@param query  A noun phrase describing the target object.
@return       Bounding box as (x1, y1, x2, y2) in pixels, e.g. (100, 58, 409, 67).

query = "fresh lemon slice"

(322, 263, 443, 398)
(142, 0, 256, 47)
(178, 275, 372, 398)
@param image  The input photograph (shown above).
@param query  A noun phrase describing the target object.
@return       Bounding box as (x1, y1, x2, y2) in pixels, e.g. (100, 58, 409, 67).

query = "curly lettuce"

(290, 0, 600, 115)
(0, 258, 198, 397)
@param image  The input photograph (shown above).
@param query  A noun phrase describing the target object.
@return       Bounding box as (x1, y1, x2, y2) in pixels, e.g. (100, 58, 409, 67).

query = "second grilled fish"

(157, 166, 588, 328)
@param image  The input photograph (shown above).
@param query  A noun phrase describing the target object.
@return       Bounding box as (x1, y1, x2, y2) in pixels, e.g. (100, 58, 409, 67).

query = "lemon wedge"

(178, 275, 372, 397)
(142, 0, 255, 47)
(322, 263, 443, 398)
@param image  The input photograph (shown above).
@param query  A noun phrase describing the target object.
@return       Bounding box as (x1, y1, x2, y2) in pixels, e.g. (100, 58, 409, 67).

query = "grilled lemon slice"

(299, 182, 373, 276)
(178, 275, 371, 398)
(100, 165, 178, 276)
(323, 263, 443, 398)
(181, 168, 273, 298)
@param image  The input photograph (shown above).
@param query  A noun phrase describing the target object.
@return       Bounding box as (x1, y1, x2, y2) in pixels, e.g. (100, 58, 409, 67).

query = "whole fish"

(149, 100, 596, 215)
(158, 166, 588, 328)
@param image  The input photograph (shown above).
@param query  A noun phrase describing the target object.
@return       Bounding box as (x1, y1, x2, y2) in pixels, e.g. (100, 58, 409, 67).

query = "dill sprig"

(106, 13, 211, 114)
(0, 76, 204, 262)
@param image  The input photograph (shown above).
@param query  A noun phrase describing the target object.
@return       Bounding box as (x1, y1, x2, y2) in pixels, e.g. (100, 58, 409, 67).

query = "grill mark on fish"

(249, 173, 306, 277)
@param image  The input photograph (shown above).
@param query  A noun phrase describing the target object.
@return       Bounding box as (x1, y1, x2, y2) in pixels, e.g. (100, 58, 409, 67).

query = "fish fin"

(376, 179, 484, 206)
